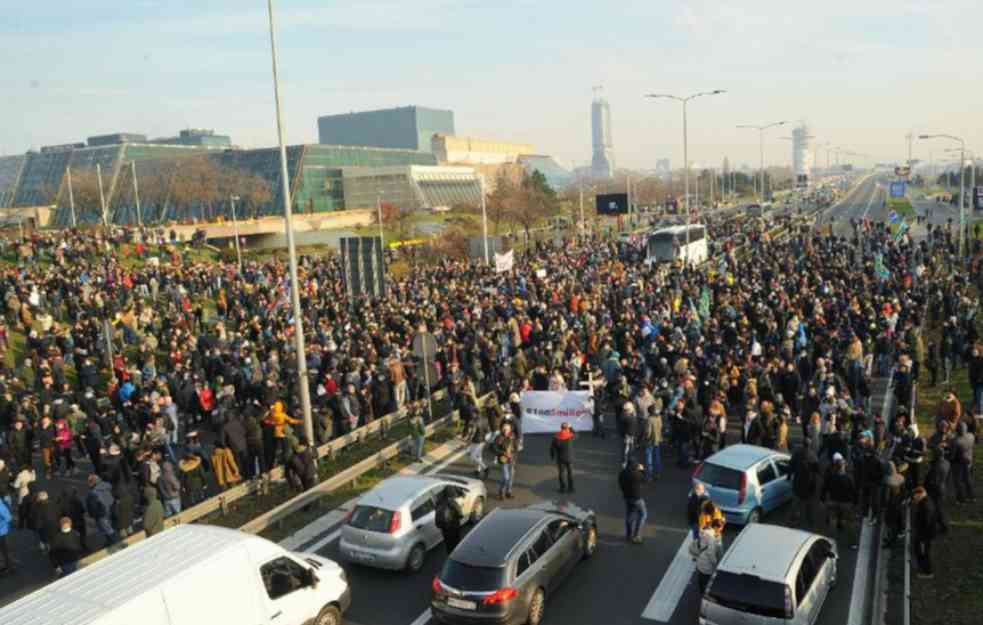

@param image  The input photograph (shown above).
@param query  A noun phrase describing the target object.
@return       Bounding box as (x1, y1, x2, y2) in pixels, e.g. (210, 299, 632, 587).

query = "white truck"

(0, 525, 350, 625)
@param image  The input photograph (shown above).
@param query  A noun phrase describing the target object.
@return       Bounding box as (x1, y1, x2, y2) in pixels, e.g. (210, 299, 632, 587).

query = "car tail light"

(432, 577, 443, 595)
(692, 462, 704, 479)
(388, 511, 402, 534)
(737, 473, 748, 505)
(482, 588, 518, 605)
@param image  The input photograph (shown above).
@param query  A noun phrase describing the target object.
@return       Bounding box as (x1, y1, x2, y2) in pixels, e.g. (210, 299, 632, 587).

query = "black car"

(431, 501, 597, 625)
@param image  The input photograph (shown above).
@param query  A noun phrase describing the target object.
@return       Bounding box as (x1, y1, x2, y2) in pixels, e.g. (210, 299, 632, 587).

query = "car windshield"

(700, 462, 743, 490)
(440, 559, 508, 591)
(707, 571, 788, 618)
(349, 505, 394, 533)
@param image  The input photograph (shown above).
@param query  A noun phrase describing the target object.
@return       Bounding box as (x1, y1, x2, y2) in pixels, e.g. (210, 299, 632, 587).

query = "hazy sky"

(3, 0, 980, 171)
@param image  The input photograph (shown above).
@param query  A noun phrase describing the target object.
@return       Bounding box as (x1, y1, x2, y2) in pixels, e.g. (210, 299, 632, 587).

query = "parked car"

(431, 501, 597, 625)
(340, 474, 487, 572)
(693, 444, 793, 524)
(0, 525, 350, 625)
(700, 524, 838, 625)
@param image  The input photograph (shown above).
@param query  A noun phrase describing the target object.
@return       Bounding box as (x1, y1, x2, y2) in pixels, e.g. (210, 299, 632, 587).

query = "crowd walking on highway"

(0, 210, 978, 598)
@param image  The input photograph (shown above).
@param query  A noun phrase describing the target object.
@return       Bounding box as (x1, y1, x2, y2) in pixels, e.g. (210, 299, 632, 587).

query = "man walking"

(491, 422, 517, 500)
(788, 438, 820, 526)
(951, 422, 976, 504)
(435, 489, 464, 554)
(549, 422, 576, 493)
(912, 487, 941, 579)
(693, 518, 724, 595)
(619, 462, 647, 544)
(643, 404, 663, 480)
(820, 453, 857, 534)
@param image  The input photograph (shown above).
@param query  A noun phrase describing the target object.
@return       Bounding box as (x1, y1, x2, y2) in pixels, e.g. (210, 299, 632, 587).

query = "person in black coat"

(911, 487, 941, 578)
(434, 489, 464, 554)
(788, 439, 820, 526)
(687, 482, 710, 539)
(49, 516, 83, 577)
(618, 462, 646, 543)
(286, 439, 317, 493)
(548, 423, 576, 493)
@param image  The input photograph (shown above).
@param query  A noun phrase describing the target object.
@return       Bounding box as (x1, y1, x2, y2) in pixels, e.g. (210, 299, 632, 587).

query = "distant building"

(591, 96, 615, 179)
(655, 159, 671, 176)
(518, 155, 573, 190)
(0, 155, 26, 208)
(792, 124, 813, 185)
(431, 134, 534, 165)
(318, 106, 455, 153)
(86, 133, 148, 147)
(153, 129, 232, 148)
(341, 165, 481, 211)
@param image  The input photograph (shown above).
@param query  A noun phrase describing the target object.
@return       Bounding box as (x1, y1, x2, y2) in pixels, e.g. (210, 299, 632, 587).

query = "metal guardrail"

(78, 387, 455, 566)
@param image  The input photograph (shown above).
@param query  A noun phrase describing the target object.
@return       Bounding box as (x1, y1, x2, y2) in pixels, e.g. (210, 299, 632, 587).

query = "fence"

(79, 387, 464, 566)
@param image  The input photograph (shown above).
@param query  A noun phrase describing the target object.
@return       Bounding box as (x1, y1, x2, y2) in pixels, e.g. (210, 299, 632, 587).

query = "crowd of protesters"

(0, 210, 978, 584)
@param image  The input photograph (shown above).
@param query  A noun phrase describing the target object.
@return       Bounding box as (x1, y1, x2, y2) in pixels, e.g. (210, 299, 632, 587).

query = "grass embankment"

(911, 312, 983, 625)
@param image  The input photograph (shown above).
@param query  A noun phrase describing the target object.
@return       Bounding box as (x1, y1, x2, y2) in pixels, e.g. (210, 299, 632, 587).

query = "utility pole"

(267, 0, 313, 444)
(130, 161, 142, 228)
(230, 194, 243, 270)
(96, 163, 108, 227)
(66, 167, 77, 227)
(479, 177, 490, 265)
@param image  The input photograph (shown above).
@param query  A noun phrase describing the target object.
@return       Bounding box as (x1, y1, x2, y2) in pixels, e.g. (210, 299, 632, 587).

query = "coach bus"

(645, 224, 708, 266)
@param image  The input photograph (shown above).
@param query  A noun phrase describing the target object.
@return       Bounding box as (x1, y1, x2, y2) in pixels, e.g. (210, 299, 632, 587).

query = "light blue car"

(693, 444, 793, 525)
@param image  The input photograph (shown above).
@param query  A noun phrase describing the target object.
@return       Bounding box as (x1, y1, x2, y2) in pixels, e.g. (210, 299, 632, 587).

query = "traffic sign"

(889, 181, 906, 198)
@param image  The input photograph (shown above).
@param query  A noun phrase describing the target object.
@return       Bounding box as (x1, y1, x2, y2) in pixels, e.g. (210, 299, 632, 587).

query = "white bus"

(645, 224, 708, 265)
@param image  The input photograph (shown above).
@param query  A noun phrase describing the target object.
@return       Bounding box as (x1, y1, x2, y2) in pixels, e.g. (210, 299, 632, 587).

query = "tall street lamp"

(920, 133, 966, 256)
(266, 0, 314, 444)
(645, 90, 726, 251)
(230, 194, 243, 270)
(737, 120, 788, 201)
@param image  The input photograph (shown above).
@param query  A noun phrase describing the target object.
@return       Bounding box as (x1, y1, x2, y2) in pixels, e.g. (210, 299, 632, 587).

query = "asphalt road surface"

(316, 419, 872, 625)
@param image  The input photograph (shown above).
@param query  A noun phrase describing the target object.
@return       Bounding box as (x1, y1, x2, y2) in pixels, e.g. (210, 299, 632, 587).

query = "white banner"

(520, 390, 593, 434)
(494, 249, 514, 273)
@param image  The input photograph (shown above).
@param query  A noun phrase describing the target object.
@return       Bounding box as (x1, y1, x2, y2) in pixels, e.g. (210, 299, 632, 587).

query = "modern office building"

(318, 106, 455, 153)
(591, 96, 615, 179)
(0, 155, 27, 208)
(86, 133, 148, 147)
(431, 134, 534, 165)
(341, 165, 481, 211)
(517, 155, 573, 190)
(153, 129, 232, 148)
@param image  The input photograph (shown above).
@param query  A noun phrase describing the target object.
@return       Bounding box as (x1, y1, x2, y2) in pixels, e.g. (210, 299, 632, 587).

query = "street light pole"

(480, 176, 490, 265)
(645, 90, 726, 254)
(130, 161, 142, 228)
(230, 194, 243, 270)
(96, 163, 108, 227)
(920, 133, 967, 257)
(267, 0, 313, 444)
(737, 120, 788, 202)
(65, 167, 77, 228)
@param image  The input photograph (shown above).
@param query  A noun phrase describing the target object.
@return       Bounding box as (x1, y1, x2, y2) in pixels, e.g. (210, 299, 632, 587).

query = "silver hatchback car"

(340, 474, 487, 572)
(700, 524, 838, 625)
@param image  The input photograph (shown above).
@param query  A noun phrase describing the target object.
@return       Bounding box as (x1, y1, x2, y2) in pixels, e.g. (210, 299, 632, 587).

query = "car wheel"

(470, 497, 485, 523)
(582, 525, 598, 559)
(406, 543, 426, 573)
(314, 605, 341, 625)
(747, 508, 762, 524)
(527, 588, 546, 625)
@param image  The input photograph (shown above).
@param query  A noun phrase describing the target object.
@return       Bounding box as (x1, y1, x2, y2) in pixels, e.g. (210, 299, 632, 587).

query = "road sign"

(889, 181, 906, 198)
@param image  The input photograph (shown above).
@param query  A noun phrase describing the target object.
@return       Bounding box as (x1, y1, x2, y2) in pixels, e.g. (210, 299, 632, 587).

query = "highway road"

(312, 413, 885, 625)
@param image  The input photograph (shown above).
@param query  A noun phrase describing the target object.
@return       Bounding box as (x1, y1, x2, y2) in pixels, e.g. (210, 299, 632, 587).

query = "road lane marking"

(298, 445, 472, 553)
(641, 534, 694, 622)
(848, 520, 874, 625)
(408, 608, 432, 625)
(861, 181, 880, 219)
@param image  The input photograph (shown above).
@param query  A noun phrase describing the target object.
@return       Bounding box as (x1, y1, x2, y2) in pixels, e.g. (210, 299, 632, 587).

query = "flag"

(698, 287, 711, 320)
(494, 249, 514, 273)
(894, 221, 909, 242)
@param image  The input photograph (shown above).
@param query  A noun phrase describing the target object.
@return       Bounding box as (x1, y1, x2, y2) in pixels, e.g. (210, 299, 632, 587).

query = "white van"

(0, 525, 351, 625)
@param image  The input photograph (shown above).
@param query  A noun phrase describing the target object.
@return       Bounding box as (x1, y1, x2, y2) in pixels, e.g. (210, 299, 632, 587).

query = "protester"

(618, 462, 646, 544)
(48, 517, 83, 577)
(549, 422, 576, 493)
(491, 421, 517, 500)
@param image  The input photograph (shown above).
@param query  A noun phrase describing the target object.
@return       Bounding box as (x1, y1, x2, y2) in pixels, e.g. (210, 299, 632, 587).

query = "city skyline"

(2, 0, 980, 170)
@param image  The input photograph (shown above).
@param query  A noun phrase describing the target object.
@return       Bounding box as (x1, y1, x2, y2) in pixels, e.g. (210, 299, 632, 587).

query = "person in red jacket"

(549, 422, 576, 493)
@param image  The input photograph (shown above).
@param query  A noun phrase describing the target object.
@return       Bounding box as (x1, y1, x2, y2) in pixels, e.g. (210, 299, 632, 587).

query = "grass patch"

(911, 308, 983, 625)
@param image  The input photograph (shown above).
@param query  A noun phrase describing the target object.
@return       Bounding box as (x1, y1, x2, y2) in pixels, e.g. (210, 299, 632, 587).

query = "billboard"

(889, 181, 906, 198)
(596, 193, 629, 215)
